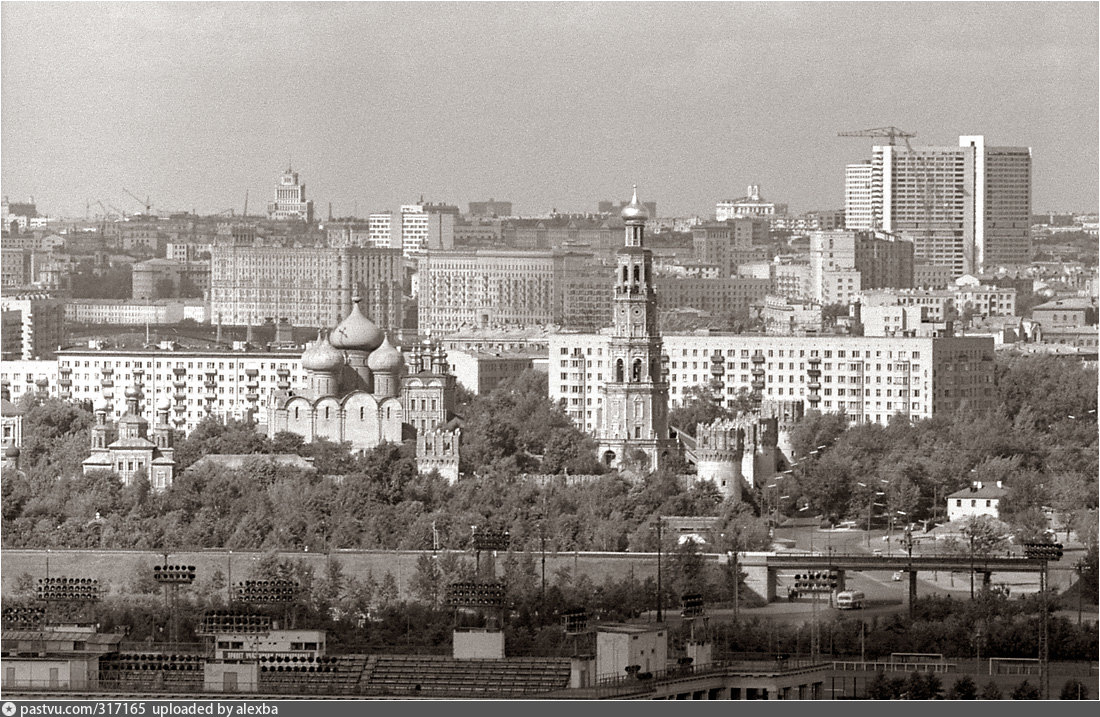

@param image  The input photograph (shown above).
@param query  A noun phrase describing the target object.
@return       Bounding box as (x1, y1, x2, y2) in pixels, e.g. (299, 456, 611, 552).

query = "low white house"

(946, 480, 1008, 522)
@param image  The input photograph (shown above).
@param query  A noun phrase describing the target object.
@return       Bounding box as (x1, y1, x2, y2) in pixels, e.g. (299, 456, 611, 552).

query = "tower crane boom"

(123, 188, 153, 215)
(837, 126, 916, 146)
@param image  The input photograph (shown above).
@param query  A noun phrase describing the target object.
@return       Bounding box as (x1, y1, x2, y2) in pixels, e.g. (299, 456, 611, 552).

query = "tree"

(1010, 680, 1040, 699)
(668, 384, 734, 437)
(980, 681, 1003, 700)
(409, 554, 443, 607)
(906, 671, 943, 699)
(1060, 679, 1089, 700)
(946, 675, 977, 700)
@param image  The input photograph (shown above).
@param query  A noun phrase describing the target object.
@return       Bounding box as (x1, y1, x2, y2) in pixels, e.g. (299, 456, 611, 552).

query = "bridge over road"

(740, 553, 1047, 605)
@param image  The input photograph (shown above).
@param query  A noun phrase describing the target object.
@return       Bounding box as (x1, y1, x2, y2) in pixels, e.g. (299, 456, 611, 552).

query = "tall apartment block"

(0, 296, 65, 360)
(209, 245, 403, 329)
(844, 161, 873, 230)
(266, 168, 314, 222)
(869, 135, 1030, 276)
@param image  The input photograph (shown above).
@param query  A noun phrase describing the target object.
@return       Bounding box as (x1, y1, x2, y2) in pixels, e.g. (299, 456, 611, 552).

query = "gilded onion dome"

(620, 184, 649, 222)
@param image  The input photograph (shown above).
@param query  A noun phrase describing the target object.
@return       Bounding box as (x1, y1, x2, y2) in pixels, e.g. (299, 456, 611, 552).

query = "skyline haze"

(2, 1, 1097, 218)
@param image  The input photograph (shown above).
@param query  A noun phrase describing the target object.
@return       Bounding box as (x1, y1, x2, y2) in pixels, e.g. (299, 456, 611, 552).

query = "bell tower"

(597, 186, 674, 473)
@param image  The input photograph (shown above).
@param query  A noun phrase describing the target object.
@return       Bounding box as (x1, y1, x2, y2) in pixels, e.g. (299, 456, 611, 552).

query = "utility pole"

(655, 518, 663, 623)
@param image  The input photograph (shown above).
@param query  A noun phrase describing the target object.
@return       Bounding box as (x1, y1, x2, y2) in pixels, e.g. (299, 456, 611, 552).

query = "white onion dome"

(124, 385, 142, 399)
(156, 397, 173, 411)
(330, 296, 384, 351)
(302, 334, 344, 372)
(367, 335, 405, 373)
(620, 185, 649, 222)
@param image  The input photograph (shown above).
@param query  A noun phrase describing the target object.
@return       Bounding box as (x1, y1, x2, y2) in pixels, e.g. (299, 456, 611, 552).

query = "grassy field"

(1, 548, 668, 600)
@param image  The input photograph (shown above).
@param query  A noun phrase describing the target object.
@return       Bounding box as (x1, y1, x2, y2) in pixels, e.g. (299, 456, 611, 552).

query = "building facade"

(0, 296, 65, 360)
(870, 136, 1030, 276)
(209, 245, 403, 329)
(550, 332, 996, 434)
(267, 168, 314, 222)
(715, 186, 788, 220)
(692, 219, 770, 277)
(844, 161, 874, 230)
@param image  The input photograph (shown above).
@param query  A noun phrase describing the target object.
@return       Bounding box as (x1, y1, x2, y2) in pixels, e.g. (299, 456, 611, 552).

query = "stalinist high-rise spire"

(596, 186, 674, 473)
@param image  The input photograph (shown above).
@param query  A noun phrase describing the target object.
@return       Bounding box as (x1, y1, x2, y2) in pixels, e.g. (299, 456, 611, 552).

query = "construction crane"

(123, 188, 153, 215)
(837, 126, 916, 146)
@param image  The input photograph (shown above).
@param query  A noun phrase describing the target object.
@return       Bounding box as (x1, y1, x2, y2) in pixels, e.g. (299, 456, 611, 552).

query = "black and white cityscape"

(0, 1, 1097, 703)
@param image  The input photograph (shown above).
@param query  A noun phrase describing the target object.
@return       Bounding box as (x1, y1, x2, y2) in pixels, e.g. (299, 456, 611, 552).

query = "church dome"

(330, 296, 384, 351)
(124, 385, 142, 399)
(620, 185, 649, 222)
(302, 334, 344, 372)
(156, 397, 173, 411)
(367, 335, 405, 373)
(5, 444, 20, 458)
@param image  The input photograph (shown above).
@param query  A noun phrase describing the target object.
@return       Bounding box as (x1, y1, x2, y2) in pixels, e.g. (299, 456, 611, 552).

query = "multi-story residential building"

(692, 219, 770, 276)
(209, 245, 403, 329)
(65, 299, 208, 325)
(418, 249, 558, 333)
(549, 332, 996, 433)
(0, 296, 65, 361)
(870, 135, 1031, 276)
(325, 222, 373, 248)
(1031, 297, 1098, 328)
(715, 186, 788, 220)
(762, 296, 823, 335)
(453, 218, 504, 248)
(501, 217, 623, 253)
(774, 262, 812, 300)
(860, 305, 929, 338)
(131, 259, 210, 300)
(447, 350, 537, 394)
(914, 262, 955, 289)
(0, 359, 59, 404)
(854, 233, 914, 289)
(845, 161, 874, 230)
(267, 168, 314, 222)
(653, 276, 771, 317)
(558, 255, 614, 331)
(47, 346, 308, 433)
(468, 199, 513, 217)
(368, 212, 396, 249)
(954, 284, 1017, 318)
(401, 203, 458, 255)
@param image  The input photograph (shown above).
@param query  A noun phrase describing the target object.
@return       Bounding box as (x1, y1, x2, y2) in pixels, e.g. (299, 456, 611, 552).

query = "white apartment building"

(65, 300, 209, 325)
(845, 161, 873, 230)
(11, 347, 309, 434)
(0, 296, 65, 360)
(368, 212, 396, 249)
(549, 332, 996, 434)
(0, 359, 58, 404)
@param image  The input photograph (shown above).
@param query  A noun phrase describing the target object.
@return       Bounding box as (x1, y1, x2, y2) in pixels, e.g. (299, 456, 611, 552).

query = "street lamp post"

(655, 517, 663, 623)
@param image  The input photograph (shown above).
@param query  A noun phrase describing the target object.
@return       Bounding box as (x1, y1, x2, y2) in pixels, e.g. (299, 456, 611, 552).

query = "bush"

(947, 675, 977, 700)
(981, 681, 1003, 700)
(1010, 680, 1040, 699)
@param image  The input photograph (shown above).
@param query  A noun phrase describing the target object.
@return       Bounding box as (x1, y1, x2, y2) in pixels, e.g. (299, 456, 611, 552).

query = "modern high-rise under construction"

(865, 135, 1031, 276)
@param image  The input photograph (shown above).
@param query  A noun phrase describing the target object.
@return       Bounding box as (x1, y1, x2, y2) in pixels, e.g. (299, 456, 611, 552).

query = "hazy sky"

(2, 2, 1097, 218)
